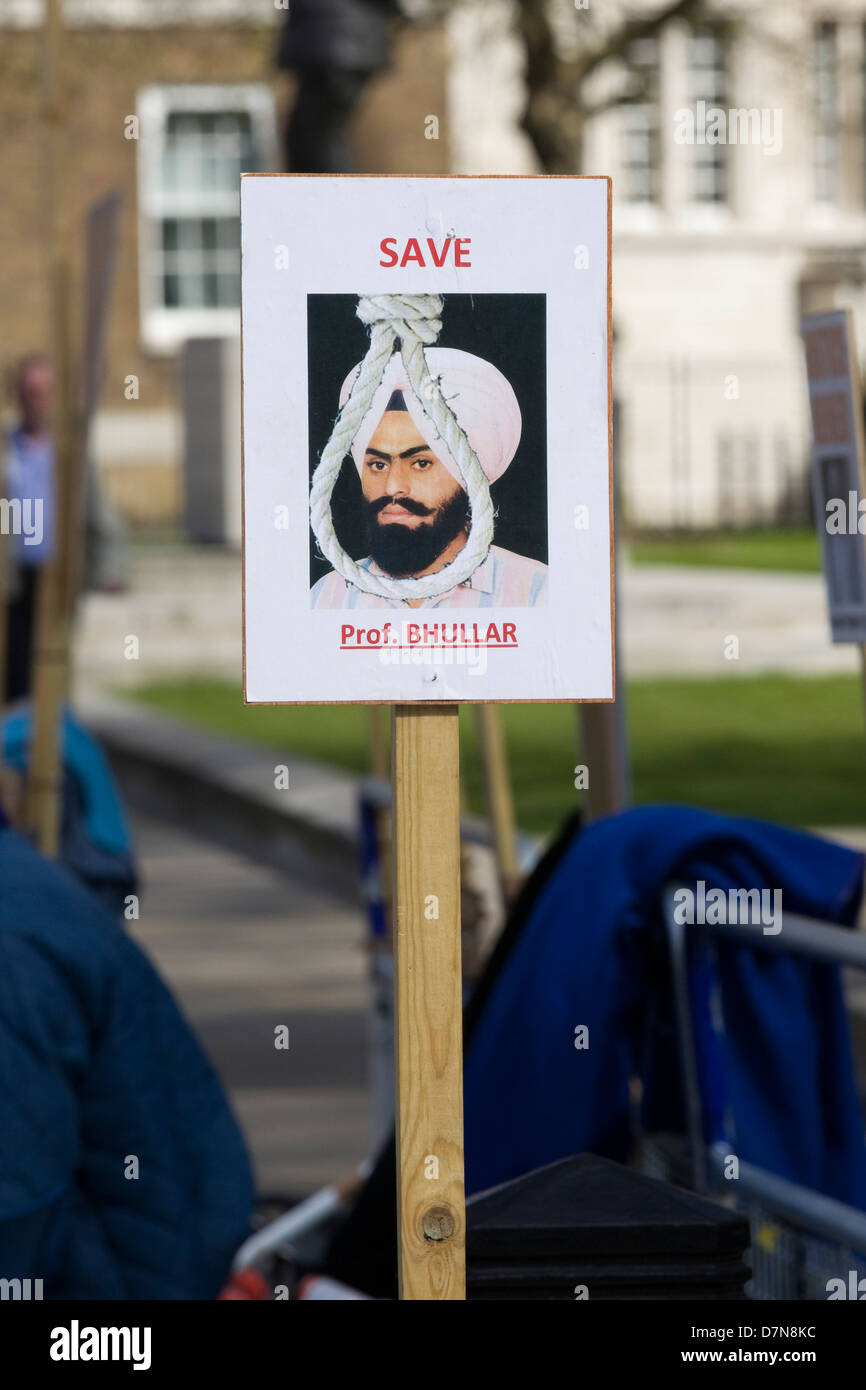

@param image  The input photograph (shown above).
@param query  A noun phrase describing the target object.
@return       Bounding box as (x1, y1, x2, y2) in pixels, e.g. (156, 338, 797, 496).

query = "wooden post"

(474, 704, 520, 901)
(25, 0, 74, 855)
(369, 705, 389, 781)
(391, 704, 465, 1300)
(0, 531, 23, 825)
(579, 702, 630, 823)
(368, 703, 393, 925)
(0, 531, 9, 706)
(579, 399, 631, 823)
(25, 268, 73, 854)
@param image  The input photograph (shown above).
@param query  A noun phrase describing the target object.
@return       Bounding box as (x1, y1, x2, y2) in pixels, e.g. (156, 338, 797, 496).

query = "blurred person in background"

(277, 0, 400, 173)
(4, 354, 128, 702)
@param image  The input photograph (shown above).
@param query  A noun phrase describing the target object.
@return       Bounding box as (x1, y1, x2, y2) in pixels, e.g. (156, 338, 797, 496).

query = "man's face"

(17, 361, 53, 435)
(361, 410, 469, 576)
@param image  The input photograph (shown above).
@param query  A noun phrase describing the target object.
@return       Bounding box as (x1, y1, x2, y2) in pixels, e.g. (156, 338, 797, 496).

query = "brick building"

(0, 0, 447, 524)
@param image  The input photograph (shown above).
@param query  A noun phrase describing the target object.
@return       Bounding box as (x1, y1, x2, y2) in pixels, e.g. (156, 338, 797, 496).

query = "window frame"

(687, 25, 728, 207)
(136, 82, 277, 353)
(813, 21, 839, 205)
(621, 35, 661, 205)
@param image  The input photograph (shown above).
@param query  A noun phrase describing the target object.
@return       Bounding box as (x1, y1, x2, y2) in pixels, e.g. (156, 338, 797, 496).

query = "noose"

(309, 293, 495, 601)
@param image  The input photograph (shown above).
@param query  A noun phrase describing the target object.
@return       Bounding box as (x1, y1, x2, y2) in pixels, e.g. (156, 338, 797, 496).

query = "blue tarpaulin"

(464, 805, 866, 1205)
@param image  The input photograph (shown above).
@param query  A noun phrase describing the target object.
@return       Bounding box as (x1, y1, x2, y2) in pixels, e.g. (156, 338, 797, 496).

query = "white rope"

(309, 293, 495, 601)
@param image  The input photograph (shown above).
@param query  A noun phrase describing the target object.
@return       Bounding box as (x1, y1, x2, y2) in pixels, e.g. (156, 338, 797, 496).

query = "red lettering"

(341, 625, 355, 644)
(381, 236, 471, 268)
(408, 623, 421, 644)
(503, 622, 517, 643)
(379, 237, 398, 268)
(427, 236, 452, 267)
(400, 238, 425, 267)
(485, 623, 501, 643)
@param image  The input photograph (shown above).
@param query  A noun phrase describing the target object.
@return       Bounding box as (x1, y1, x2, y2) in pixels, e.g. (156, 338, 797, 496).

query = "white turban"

(338, 347, 522, 489)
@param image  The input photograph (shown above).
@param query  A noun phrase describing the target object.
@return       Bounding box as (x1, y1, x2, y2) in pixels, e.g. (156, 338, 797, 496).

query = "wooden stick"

(391, 704, 465, 1300)
(25, 0, 73, 856)
(0, 530, 9, 707)
(579, 702, 630, 823)
(0, 531, 24, 826)
(369, 703, 394, 939)
(369, 705, 389, 781)
(26, 276, 74, 856)
(474, 704, 520, 901)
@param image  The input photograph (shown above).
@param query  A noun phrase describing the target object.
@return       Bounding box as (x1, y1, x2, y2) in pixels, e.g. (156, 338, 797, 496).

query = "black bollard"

(467, 1152, 750, 1300)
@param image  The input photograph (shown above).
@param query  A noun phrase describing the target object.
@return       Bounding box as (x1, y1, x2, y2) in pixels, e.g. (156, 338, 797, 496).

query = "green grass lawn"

(126, 673, 866, 838)
(627, 527, 820, 573)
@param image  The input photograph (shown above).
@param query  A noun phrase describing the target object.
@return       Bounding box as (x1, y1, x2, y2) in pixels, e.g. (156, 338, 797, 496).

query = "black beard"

(364, 490, 471, 578)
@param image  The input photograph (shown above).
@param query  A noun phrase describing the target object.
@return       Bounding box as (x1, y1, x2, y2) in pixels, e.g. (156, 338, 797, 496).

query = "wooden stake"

(580, 404, 631, 824)
(579, 702, 630, 823)
(0, 531, 23, 825)
(391, 704, 465, 1300)
(369, 703, 393, 935)
(369, 705, 389, 781)
(26, 0, 74, 856)
(0, 531, 9, 706)
(26, 265, 74, 857)
(474, 704, 520, 902)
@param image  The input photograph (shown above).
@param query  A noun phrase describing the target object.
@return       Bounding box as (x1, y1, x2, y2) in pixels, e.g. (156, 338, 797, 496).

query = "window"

(622, 37, 660, 203)
(814, 23, 839, 202)
(688, 27, 726, 204)
(137, 85, 277, 352)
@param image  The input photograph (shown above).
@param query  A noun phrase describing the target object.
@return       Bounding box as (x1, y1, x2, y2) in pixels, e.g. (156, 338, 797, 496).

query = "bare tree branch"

(571, 0, 707, 83)
(506, 0, 714, 171)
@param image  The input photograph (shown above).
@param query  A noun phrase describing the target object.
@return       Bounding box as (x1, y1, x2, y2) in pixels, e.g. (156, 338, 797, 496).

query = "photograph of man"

(310, 347, 548, 610)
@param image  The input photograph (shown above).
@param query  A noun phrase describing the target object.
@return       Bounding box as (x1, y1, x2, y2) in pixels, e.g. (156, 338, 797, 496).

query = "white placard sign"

(241, 175, 614, 704)
(801, 310, 866, 644)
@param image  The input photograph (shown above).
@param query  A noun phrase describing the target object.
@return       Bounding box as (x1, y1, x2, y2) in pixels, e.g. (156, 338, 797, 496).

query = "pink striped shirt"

(310, 544, 548, 610)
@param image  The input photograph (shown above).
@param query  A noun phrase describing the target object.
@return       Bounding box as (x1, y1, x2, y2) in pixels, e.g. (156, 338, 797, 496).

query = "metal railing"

(660, 886, 866, 1299)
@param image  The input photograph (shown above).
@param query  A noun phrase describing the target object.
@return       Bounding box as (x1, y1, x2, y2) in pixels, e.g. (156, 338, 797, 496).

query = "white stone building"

(446, 0, 866, 529)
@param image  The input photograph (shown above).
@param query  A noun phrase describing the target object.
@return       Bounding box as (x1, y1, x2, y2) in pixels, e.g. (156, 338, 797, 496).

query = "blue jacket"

(0, 828, 254, 1298)
(3, 708, 136, 919)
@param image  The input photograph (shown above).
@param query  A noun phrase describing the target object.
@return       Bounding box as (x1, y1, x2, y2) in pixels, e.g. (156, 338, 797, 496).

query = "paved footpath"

(126, 808, 866, 1207)
(620, 563, 857, 677)
(82, 546, 866, 1197)
(73, 543, 857, 698)
(127, 808, 372, 1198)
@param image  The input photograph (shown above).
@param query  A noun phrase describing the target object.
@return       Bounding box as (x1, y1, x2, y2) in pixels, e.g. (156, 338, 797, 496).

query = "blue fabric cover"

(463, 805, 866, 1206)
(0, 827, 254, 1298)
